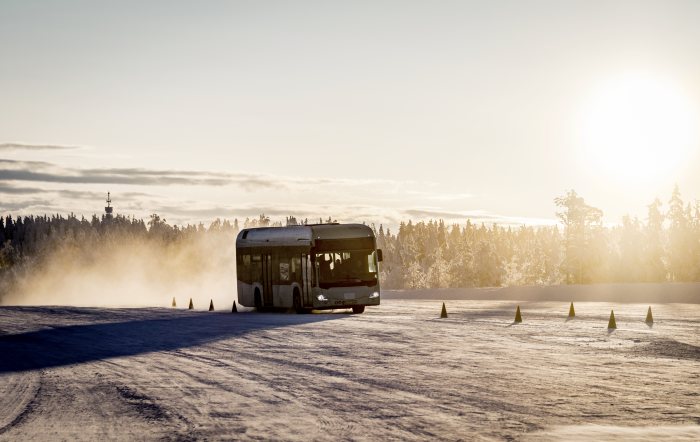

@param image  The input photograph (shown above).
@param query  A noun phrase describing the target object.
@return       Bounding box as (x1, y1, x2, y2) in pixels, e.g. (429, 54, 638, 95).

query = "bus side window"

(305, 254, 314, 287)
(237, 254, 251, 283)
(291, 256, 301, 281)
(279, 257, 290, 281)
(251, 254, 262, 281)
(368, 252, 377, 273)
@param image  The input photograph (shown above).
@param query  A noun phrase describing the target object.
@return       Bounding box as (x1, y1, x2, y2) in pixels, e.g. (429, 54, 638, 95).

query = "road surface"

(1, 299, 699, 440)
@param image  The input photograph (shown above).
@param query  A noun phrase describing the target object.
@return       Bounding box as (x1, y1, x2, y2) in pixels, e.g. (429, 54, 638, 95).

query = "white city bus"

(236, 223, 382, 314)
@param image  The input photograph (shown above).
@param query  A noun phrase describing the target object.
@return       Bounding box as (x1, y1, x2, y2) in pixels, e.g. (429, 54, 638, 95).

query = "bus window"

(251, 254, 262, 281)
(291, 255, 300, 281)
(306, 254, 315, 287)
(279, 259, 289, 281)
(319, 255, 332, 280)
(238, 254, 251, 283)
(314, 249, 378, 288)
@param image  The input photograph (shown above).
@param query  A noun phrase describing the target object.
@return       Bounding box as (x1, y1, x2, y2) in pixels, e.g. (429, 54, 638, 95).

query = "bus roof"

(236, 223, 374, 247)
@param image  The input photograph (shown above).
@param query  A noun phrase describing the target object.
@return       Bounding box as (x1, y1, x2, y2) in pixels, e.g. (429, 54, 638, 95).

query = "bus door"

(262, 253, 273, 306)
(301, 253, 313, 306)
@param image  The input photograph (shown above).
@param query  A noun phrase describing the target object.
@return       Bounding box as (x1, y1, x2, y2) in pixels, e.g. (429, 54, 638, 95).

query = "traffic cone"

(188, 298, 193, 310)
(171, 297, 176, 308)
(514, 305, 522, 323)
(645, 306, 653, 325)
(568, 302, 575, 318)
(232, 301, 238, 313)
(209, 300, 215, 311)
(440, 302, 447, 318)
(608, 310, 617, 329)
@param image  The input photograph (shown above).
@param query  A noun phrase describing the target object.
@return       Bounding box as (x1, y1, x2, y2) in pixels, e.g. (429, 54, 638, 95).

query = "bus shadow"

(0, 309, 343, 374)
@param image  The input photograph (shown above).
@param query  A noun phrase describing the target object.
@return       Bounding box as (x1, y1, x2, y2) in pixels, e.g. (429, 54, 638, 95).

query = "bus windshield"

(315, 249, 378, 288)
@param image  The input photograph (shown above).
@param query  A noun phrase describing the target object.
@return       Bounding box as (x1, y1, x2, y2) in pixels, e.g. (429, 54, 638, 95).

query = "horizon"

(0, 184, 694, 232)
(2, 1, 700, 229)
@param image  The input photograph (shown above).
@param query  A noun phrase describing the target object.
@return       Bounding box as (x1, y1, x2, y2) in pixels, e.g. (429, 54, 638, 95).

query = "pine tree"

(667, 185, 691, 281)
(554, 190, 603, 284)
(644, 198, 666, 282)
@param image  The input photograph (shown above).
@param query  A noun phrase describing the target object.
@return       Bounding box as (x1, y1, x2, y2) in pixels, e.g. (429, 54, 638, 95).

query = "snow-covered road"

(1, 300, 699, 440)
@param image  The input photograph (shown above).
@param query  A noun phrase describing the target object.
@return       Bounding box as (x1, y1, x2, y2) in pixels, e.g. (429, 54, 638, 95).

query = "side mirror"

(377, 249, 383, 262)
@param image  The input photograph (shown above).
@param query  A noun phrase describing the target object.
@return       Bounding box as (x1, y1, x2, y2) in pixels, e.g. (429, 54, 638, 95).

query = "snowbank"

(384, 282, 700, 303)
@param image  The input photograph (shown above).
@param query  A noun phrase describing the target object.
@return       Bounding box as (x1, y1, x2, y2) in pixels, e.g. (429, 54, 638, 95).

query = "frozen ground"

(1, 296, 699, 440)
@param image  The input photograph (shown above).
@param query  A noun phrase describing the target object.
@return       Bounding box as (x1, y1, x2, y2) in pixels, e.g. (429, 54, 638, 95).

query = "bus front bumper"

(311, 287, 380, 309)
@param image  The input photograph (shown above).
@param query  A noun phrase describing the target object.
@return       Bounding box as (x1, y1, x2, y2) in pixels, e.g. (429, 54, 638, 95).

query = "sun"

(578, 72, 699, 187)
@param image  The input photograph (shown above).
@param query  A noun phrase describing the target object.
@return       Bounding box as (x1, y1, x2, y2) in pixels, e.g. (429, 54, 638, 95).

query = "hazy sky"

(2, 0, 700, 228)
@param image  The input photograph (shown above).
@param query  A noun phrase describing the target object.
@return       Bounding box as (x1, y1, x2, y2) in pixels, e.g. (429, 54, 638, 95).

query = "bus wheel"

(293, 289, 304, 314)
(352, 306, 365, 314)
(254, 289, 262, 311)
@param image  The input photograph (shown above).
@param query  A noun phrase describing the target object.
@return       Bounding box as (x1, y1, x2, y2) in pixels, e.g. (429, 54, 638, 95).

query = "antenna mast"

(105, 192, 114, 220)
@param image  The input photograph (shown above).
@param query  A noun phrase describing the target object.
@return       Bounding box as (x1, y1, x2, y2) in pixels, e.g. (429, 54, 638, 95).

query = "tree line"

(377, 186, 700, 287)
(2, 186, 700, 291)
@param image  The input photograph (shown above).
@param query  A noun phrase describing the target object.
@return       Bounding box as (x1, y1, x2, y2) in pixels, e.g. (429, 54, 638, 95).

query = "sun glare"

(579, 73, 699, 187)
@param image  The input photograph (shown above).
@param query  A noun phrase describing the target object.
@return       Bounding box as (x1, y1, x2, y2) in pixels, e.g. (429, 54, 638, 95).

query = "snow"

(1, 291, 699, 440)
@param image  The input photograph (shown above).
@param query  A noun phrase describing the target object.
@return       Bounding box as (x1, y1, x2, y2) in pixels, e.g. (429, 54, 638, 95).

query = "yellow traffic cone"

(645, 306, 653, 325)
(232, 301, 238, 313)
(171, 297, 177, 308)
(440, 302, 447, 319)
(568, 302, 575, 318)
(209, 300, 215, 311)
(188, 298, 193, 310)
(514, 305, 522, 323)
(608, 310, 617, 329)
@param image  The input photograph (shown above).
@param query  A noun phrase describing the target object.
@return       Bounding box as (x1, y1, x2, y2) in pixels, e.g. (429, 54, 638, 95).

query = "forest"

(1, 186, 700, 294)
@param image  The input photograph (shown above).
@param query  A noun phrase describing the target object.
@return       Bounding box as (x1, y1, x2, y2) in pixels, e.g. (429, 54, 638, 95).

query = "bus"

(236, 223, 382, 314)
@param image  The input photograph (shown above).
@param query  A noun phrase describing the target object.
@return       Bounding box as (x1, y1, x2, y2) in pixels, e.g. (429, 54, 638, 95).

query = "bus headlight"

(317, 294, 328, 302)
(369, 292, 379, 299)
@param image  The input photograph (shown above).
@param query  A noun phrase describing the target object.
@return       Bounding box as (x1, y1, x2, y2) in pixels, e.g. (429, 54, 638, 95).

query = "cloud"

(402, 208, 555, 226)
(0, 159, 55, 167)
(154, 204, 338, 219)
(55, 189, 153, 200)
(404, 209, 486, 220)
(147, 202, 390, 225)
(0, 184, 43, 195)
(0, 168, 232, 186)
(0, 184, 154, 210)
(0, 143, 80, 151)
(0, 199, 55, 212)
(0, 158, 399, 192)
(405, 190, 474, 201)
(3, 153, 538, 227)
(0, 159, 258, 187)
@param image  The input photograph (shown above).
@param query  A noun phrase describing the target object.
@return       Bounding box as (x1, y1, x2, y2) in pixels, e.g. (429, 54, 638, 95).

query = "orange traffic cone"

(171, 297, 177, 308)
(209, 299, 215, 311)
(568, 302, 575, 318)
(440, 302, 447, 318)
(514, 305, 522, 323)
(188, 298, 193, 310)
(645, 306, 653, 325)
(232, 301, 238, 313)
(608, 310, 617, 329)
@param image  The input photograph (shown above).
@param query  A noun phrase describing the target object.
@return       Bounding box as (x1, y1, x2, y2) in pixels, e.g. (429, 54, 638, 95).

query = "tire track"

(0, 371, 42, 436)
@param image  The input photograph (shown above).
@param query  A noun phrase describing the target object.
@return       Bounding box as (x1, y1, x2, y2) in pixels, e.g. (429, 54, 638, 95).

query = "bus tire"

(254, 289, 262, 311)
(293, 289, 306, 314)
(352, 306, 365, 314)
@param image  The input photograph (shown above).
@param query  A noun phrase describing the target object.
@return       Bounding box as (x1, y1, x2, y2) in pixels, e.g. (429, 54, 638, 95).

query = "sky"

(2, 0, 700, 229)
